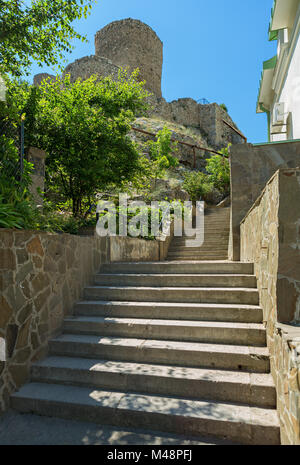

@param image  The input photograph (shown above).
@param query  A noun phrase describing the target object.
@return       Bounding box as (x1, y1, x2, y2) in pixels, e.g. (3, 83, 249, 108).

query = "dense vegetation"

(1, 70, 150, 230)
(183, 145, 230, 204)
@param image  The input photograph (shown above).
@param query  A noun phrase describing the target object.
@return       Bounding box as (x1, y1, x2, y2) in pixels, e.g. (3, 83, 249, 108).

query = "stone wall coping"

(240, 167, 300, 226)
(0, 229, 97, 239)
(276, 323, 300, 346)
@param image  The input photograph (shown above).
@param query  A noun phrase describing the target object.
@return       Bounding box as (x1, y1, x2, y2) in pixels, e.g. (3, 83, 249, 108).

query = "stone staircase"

(11, 260, 280, 445)
(168, 207, 230, 261)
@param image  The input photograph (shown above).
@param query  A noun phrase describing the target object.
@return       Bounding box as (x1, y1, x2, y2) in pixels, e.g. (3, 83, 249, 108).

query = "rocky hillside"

(128, 117, 224, 203)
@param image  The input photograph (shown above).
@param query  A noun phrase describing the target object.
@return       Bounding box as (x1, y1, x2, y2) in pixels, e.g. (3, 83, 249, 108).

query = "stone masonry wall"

(95, 19, 163, 98)
(230, 140, 300, 261)
(240, 169, 300, 444)
(148, 98, 244, 151)
(0, 230, 110, 412)
(62, 55, 120, 84)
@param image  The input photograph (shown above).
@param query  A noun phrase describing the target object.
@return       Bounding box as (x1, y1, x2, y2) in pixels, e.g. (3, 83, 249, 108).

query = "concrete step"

(74, 301, 263, 323)
(49, 334, 270, 372)
(176, 232, 229, 238)
(100, 262, 254, 275)
(182, 229, 229, 235)
(171, 235, 229, 240)
(11, 383, 280, 444)
(63, 317, 266, 346)
(168, 248, 229, 254)
(171, 241, 229, 247)
(167, 255, 229, 261)
(31, 356, 276, 408)
(168, 252, 228, 260)
(185, 234, 228, 238)
(167, 256, 229, 260)
(171, 237, 229, 241)
(84, 286, 259, 305)
(184, 224, 229, 228)
(169, 243, 229, 248)
(0, 410, 234, 445)
(94, 274, 257, 288)
(168, 249, 229, 255)
(168, 247, 229, 252)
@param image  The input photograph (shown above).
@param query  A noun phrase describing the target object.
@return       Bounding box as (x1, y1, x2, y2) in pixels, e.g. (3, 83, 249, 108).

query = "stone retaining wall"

(0, 230, 110, 412)
(110, 221, 174, 263)
(0, 227, 175, 412)
(230, 140, 300, 261)
(240, 168, 300, 444)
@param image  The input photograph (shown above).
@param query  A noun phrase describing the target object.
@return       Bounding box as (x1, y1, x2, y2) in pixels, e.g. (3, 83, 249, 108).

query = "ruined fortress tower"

(95, 19, 163, 97)
(55, 18, 163, 97)
(34, 18, 244, 151)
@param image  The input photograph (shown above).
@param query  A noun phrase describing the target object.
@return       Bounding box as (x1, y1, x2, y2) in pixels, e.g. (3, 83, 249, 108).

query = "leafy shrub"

(182, 171, 214, 204)
(0, 196, 23, 228)
(0, 130, 39, 229)
(146, 126, 179, 187)
(205, 145, 230, 195)
(97, 201, 187, 240)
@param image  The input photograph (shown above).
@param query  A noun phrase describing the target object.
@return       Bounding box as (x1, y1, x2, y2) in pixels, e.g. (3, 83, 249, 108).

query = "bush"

(146, 126, 179, 188)
(97, 201, 187, 240)
(182, 171, 214, 204)
(0, 197, 24, 228)
(0, 130, 40, 229)
(205, 145, 230, 195)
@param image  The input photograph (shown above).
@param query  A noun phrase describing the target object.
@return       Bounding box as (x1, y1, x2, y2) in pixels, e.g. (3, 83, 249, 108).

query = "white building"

(257, 0, 300, 141)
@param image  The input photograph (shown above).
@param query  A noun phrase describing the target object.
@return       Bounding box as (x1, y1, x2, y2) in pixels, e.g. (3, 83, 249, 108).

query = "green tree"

(0, 0, 95, 77)
(7, 70, 150, 216)
(205, 144, 231, 195)
(146, 126, 178, 188)
(182, 171, 213, 204)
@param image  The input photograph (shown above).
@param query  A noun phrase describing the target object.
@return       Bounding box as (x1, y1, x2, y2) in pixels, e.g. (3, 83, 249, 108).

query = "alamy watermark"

(96, 194, 205, 247)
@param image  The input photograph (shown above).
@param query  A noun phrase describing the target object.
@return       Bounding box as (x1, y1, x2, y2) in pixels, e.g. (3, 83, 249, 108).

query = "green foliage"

(0, 0, 96, 77)
(147, 126, 178, 169)
(132, 126, 179, 194)
(34, 210, 90, 234)
(0, 129, 40, 229)
(220, 103, 228, 113)
(0, 196, 23, 228)
(98, 200, 187, 240)
(182, 171, 214, 204)
(205, 144, 230, 195)
(6, 70, 150, 217)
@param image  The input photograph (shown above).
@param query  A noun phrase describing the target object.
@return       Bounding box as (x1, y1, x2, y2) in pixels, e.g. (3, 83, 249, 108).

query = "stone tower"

(95, 18, 163, 97)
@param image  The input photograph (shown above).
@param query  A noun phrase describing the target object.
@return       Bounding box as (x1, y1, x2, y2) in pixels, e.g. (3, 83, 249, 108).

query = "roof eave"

(256, 56, 277, 113)
(268, 0, 299, 40)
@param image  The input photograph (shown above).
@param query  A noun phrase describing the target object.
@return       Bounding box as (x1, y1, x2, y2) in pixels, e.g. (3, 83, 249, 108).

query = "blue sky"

(29, 0, 276, 143)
